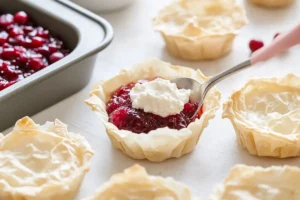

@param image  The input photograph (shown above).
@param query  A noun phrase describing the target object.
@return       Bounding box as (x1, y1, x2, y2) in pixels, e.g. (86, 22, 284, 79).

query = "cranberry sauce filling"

(249, 39, 264, 53)
(106, 80, 204, 134)
(0, 11, 69, 91)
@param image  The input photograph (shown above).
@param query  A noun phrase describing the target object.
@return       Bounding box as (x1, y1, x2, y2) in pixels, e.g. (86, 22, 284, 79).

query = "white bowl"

(71, 0, 135, 12)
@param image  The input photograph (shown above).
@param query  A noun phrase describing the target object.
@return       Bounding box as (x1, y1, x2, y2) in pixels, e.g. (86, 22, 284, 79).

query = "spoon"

(171, 24, 300, 118)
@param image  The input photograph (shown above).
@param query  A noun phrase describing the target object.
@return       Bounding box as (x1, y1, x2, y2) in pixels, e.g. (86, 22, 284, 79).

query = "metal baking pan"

(0, 0, 113, 131)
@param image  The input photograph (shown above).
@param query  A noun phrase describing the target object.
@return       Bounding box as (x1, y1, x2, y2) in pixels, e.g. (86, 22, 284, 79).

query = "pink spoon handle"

(251, 24, 300, 65)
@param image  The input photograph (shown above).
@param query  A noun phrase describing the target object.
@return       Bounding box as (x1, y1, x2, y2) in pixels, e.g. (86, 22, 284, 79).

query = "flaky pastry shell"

(248, 0, 294, 8)
(85, 59, 221, 162)
(85, 164, 197, 200)
(223, 74, 300, 158)
(0, 117, 94, 200)
(210, 164, 300, 200)
(153, 0, 248, 61)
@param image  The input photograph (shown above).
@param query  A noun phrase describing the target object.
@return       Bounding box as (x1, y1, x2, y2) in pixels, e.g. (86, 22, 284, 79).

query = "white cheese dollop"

(130, 78, 191, 117)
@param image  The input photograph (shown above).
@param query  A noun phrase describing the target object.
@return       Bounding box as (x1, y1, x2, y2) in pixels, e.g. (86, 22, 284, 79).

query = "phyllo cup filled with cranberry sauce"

(85, 59, 221, 162)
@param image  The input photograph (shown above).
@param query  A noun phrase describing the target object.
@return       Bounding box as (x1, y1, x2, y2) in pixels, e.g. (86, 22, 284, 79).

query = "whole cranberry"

(23, 37, 33, 48)
(13, 46, 26, 57)
(31, 36, 44, 48)
(249, 40, 264, 53)
(8, 37, 18, 45)
(0, 31, 8, 45)
(28, 30, 37, 37)
(18, 53, 28, 64)
(49, 52, 64, 63)
(0, 61, 8, 71)
(1, 48, 15, 60)
(23, 26, 34, 33)
(14, 11, 28, 25)
(48, 44, 57, 53)
(0, 62, 18, 80)
(15, 35, 25, 46)
(36, 46, 50, 56)
(0, 14, 14, 27)
(37, 29, 49, 38)
(4, 68, 19, 81)
(9, 27, 24, 37)
(28, 58, 43, 71)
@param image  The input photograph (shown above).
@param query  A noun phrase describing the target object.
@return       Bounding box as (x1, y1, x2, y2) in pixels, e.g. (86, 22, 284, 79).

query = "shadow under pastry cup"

(248, 0, 294, 7)
(153, 0, 248, 61)
(0, 117, 94, 200)
(223, 74, 300, 158)
(210, 164, 300, 200)
(84, 164, 198, 200)
(85, 59, 221, 162)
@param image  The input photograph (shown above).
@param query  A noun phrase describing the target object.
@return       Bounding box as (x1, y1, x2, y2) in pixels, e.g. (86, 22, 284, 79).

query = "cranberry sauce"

(106, 80, 204, 134)
(0, 11, 69, 91)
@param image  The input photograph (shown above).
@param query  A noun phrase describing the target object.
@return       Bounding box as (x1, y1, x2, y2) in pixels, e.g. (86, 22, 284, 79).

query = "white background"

(4, 0, 300, 199)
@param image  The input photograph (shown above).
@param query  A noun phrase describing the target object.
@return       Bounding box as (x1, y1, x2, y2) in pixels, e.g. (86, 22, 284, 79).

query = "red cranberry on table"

(0, 11, 69, 92)
(249, 40, 264, 53)
(274, 33, 280, 39)
(249, 32, 282, 53)
(106, 81, 204, 134)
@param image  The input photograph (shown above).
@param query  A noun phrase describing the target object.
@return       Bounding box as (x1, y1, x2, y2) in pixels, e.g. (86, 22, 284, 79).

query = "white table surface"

(4, 0, 300, 199)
